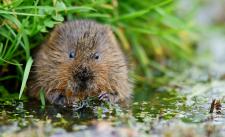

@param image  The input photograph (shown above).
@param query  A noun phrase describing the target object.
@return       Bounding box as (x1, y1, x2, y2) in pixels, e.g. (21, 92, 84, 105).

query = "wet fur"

(28, 20, 132, 106)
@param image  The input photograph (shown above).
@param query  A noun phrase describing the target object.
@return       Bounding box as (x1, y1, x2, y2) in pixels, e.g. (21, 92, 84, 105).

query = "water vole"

(28, 20, 132, 106)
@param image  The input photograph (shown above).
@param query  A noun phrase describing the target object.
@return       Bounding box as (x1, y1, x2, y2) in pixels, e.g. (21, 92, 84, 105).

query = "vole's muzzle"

(72, 65, 94, 90)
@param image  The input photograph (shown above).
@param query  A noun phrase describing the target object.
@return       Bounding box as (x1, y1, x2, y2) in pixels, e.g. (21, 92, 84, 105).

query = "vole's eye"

(93, 52, 100, 60)
(69, 51, 75, 59)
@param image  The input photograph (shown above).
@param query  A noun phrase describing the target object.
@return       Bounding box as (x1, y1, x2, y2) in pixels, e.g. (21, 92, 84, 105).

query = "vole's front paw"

(98, 92, 118, 103)
(98, 93, 110, 102)
(46, 90, 67, 106)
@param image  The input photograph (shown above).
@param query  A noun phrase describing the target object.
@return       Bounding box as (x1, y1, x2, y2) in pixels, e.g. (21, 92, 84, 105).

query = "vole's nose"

(77, 67, 90, 82)
(73, 66, 93, 89)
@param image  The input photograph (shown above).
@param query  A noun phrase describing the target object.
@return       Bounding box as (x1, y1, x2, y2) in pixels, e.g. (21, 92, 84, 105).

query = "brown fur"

(28, 20, 132, 106)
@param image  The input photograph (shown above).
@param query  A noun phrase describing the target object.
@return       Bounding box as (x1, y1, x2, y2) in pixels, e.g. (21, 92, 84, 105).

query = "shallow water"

(1, 62, 225, 137)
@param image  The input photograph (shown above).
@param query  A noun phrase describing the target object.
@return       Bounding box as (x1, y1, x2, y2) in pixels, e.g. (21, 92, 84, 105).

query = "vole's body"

(28, 20, 132, 106)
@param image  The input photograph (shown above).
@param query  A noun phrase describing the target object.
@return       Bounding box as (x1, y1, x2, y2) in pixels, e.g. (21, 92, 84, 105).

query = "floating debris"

(209, 99, 216, 113)
(209, 99, 222, 114)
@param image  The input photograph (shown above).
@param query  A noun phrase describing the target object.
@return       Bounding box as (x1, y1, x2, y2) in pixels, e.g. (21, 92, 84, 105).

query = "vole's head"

(40, 20, 125, 97)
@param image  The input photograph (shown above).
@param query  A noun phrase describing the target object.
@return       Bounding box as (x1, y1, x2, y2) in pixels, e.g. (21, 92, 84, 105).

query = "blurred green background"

(0, 0, 197, 99)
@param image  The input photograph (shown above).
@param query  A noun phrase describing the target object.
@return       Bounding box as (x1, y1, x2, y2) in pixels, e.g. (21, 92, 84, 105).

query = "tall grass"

(0, 0, 195, 98)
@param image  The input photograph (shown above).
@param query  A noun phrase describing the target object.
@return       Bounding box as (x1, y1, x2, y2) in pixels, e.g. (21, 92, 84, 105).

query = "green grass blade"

(14, 6, 94, 12)
(19, 57, 33, 99)
(111, 0, 172, 21)
(0, 10, 44, 17)
(0, 57, 22, 66)
(0, 43, 3, 57)
(39, 88, 46, 108)
(0, 75, 18, 81)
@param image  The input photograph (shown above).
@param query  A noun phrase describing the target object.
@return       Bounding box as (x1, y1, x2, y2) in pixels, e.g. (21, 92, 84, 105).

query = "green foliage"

(0, 0, 195, 96)
(19, 57, 33, 99)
